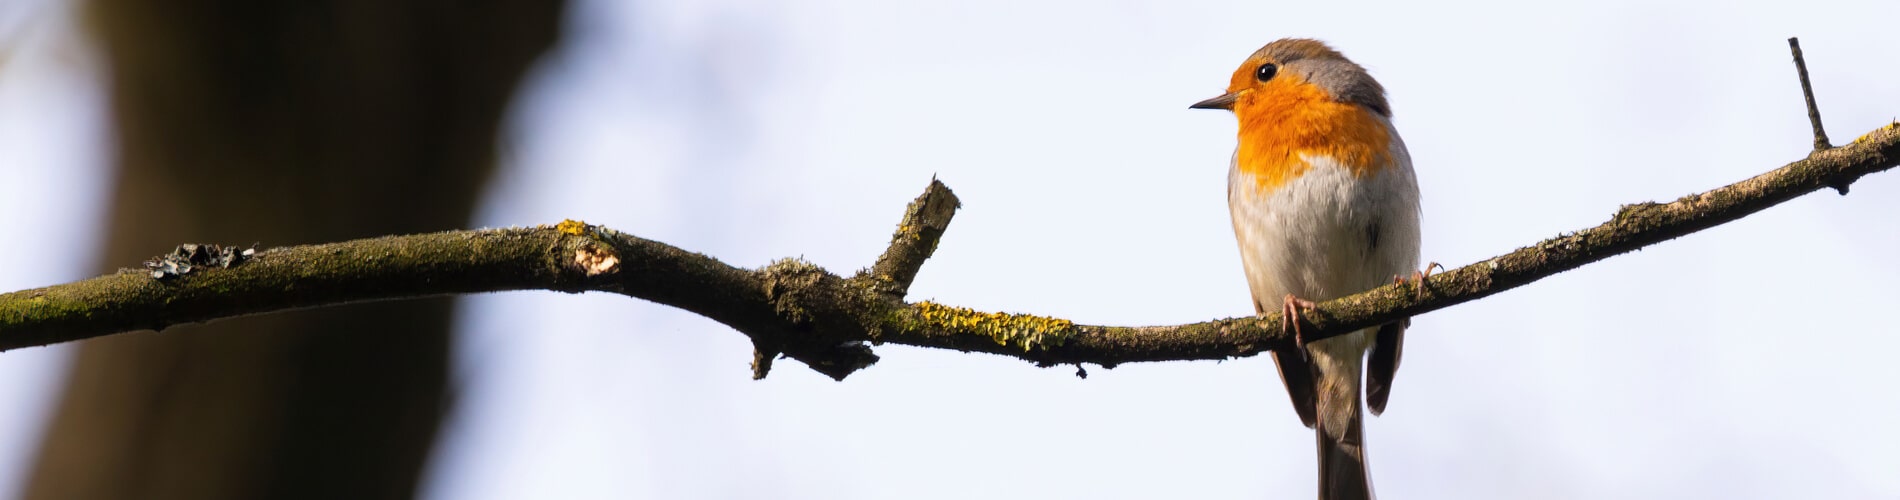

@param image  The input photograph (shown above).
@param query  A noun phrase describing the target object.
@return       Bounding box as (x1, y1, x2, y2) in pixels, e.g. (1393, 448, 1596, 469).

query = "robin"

(1192, 38, 1422, 500)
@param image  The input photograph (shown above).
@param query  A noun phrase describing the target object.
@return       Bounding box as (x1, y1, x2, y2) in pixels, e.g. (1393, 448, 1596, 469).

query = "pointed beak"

(1189, 92, 1238, 110)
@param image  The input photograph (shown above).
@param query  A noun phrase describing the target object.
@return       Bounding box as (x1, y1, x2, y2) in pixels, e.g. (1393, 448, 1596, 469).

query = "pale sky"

(3, 0, 1898, 499)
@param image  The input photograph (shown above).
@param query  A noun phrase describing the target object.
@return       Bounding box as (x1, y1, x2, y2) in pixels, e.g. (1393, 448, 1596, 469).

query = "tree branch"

(5, 45, 1898, 380)
(1789, 37, 1832, 153)
(4, 121, 1896, 379)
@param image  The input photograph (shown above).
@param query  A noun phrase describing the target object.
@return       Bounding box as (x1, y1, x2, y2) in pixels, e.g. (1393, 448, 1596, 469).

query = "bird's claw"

(1282, 293, 1317, 358)
(1392, 262, 1443, 300)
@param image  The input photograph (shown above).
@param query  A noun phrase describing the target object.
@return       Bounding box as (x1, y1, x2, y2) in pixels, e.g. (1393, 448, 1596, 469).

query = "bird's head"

(1190, 38, 1389, 119)
(1193, 38, 1398, 187)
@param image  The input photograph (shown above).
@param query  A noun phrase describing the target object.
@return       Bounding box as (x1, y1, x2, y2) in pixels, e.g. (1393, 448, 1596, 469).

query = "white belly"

(1228, 146, 1420, 363)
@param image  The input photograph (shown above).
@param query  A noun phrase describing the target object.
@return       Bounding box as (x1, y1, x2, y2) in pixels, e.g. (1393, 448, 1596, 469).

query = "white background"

(3, 0, 1898, 498)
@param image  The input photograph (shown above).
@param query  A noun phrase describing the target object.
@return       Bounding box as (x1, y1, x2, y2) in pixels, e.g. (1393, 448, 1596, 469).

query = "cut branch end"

(868, 179, 961, 297)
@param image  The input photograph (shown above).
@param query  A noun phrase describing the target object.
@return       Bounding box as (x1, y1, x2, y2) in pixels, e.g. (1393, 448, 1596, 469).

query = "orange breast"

(1233, 78, 1392, 192)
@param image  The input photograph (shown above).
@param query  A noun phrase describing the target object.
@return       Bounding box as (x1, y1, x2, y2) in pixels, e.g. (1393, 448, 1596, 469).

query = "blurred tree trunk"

(23, 1, 564, 499)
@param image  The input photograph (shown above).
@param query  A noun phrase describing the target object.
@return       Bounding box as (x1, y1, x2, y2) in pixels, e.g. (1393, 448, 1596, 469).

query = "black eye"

(1255, 63, 1278, 81)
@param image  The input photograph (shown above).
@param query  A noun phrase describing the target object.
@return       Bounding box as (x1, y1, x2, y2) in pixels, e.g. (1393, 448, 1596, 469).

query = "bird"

(1192, 38, 1421, 500)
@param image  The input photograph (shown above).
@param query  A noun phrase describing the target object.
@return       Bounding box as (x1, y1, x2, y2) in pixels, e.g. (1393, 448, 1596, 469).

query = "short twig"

(1789, 37, 1832, 152)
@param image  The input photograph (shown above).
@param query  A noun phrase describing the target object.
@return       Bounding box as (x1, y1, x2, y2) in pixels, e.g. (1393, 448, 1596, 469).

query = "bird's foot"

(1393, 262, 1444, 300)
(1282, 293, 1318, 356)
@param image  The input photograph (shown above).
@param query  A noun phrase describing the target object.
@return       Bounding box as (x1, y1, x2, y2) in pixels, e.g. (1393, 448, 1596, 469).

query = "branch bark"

(3, 120, 1896, 379)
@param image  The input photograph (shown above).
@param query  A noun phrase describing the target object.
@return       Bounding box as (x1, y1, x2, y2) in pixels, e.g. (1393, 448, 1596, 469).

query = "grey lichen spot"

(144, 243, 256, 280)
(759, 257, 829, 324)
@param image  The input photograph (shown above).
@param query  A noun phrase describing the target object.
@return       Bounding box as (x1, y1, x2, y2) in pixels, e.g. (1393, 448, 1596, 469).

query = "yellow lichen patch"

(1851, 120, 1899, 145)
(555, 219, 591, 236)
(913, 301, 1075, 352)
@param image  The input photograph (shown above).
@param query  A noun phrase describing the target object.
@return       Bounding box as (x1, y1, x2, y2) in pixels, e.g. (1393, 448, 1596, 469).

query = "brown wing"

(1260, 299, 1318, 428)
(1365, 320, 1405, 415)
